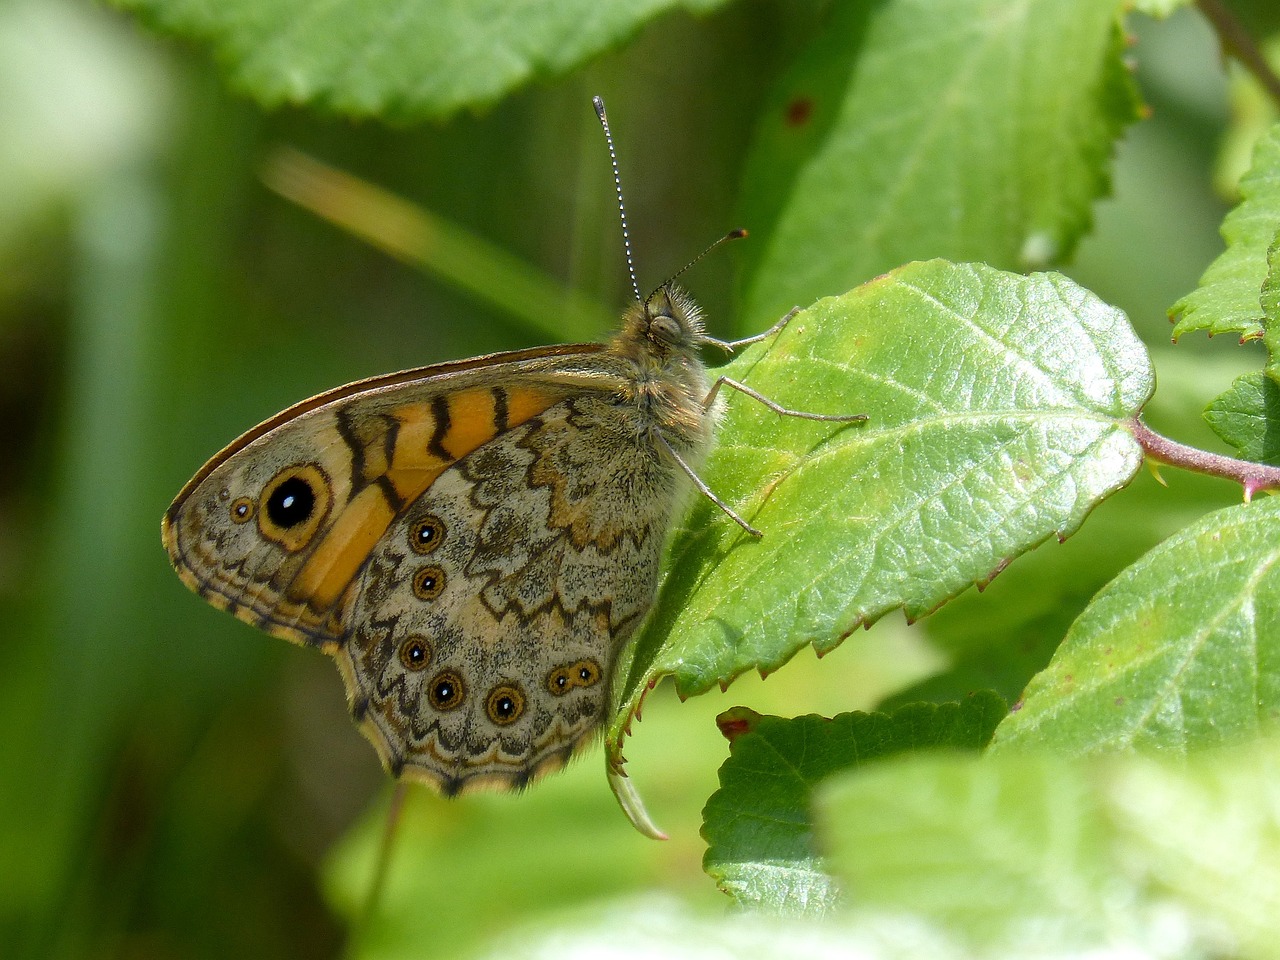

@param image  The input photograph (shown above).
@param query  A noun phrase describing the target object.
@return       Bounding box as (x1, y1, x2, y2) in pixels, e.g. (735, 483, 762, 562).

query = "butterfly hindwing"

(337, 392, 684, 792)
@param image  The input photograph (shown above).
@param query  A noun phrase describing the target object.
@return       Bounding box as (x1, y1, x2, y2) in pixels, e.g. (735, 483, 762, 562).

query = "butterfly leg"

(703, 376, 869, 423)
(653, 430, 762, 537)
(700, 307, 800, 353)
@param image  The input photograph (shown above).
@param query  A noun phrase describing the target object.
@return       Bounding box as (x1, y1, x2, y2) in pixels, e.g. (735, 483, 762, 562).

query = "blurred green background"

(0, 1, 1266, 957)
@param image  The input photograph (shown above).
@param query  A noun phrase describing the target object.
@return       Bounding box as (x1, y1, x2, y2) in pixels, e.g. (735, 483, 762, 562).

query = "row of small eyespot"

(398, 635, 601, 725)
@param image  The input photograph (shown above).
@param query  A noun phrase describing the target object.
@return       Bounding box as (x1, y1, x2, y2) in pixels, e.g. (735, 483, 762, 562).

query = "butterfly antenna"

(593, 96, 642, 303)
(645, 228, 748, 307)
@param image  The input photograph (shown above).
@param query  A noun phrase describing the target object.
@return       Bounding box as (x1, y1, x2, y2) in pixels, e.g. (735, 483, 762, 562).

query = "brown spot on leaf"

(716, 707, 761, 743)
(785, 96, 814, 127)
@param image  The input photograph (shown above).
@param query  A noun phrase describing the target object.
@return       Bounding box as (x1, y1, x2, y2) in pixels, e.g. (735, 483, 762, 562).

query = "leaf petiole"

(1129, 417, 1280, 500)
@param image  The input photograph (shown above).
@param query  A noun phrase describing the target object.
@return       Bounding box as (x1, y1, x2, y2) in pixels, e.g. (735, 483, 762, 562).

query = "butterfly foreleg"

(652, 429, 762, 537)
(699, 306, 801, 353)
(702, 375, 869, 424)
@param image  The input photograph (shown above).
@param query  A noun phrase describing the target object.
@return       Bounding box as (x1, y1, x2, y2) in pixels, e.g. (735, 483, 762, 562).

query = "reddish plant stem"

(1197, 0, 1280, 110)
(1129, 418, 1280, 499)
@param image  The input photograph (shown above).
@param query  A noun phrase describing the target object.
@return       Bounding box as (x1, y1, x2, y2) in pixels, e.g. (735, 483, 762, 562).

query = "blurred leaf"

(818, 741, 1280, 957)
(701, 694, 1004, 915)
(991, 496, 1280, 755)
(737, 0, 1140, 328)
(464, 892, 973, 960)
(608, 261, 1153, 829)
(1131, 0, 1192, 14)
(1204, 370, 1280, 462)
(820, 752, 1130, 952)
(327, 748, 723, 960)
(108, 0, 730, 120)
(0, 0, 170, 248)
(814, 742, 1280, 957)
(1263, 229, 1280, 377)
(1172, 122, 1280, 341)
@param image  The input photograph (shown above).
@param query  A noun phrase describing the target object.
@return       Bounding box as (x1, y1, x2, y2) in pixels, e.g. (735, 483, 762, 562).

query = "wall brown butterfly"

(163, 98, 864, 797)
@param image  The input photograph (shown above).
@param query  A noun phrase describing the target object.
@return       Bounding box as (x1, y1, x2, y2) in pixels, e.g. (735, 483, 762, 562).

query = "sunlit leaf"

(991, 496, 1280, 754)
(1172, 123, 1280, 341)
(737, 0, 1140, 328)
(108, 0, 729, 120)
(818, 741, 1280, 957)
(608, 260, 1154, 828)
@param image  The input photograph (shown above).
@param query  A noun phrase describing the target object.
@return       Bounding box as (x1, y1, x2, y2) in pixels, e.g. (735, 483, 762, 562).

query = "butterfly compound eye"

(649, 315, 681, 345)
(256, 464, 331, 552)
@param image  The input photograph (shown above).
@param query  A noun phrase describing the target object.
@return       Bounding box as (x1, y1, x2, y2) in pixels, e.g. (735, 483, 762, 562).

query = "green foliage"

(6, 0, 1280, 958)
(1172, 121, 1280, 340)
(609, 261, 1154, 813)
(1205, 370, 1280, 462)
(736, 0, 1141, 328)
(991, 495, 1280, 754)
(105, 0, 731, 120)
(701, 695, 1005, 915)
(818, 741, 1280, 958)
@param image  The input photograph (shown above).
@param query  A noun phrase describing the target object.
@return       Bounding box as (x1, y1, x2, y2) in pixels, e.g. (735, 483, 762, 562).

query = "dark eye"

(547, 667, 573, 695)
(428, 670, 465, 710)
(266, 476, 315, 529)
(256, 464, 331, 551)
(412, 566, 445, 600)
(486, 684, 525, 725)
(398, 636, 432, 671)
(650, 315, 681, 343)
(410, 516, 445, 554)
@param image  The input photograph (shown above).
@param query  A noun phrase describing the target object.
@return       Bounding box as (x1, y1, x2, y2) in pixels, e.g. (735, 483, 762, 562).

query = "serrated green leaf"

(1204, 370, 1280, 464)
(608, 261, 1153, 830)
(701, 694, 1005, 916)
(818, 741, 1280, 957)
(991, 496, 1280, 755)
(108, 0, 728, 120)
(1172, 122, 1280, 340)
(1263, 230, 1280, 378)
(737, 0, 1140, 328)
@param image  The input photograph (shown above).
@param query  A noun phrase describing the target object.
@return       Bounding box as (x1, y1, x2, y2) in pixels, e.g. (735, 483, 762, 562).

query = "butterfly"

(162, 98, 865, 797)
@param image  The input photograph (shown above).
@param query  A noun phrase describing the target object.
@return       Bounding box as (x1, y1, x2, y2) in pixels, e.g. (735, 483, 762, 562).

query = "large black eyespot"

(410, 516, 445, 554)
(266, 476, 315, 528)
(428, 670, 465, 710)
(398, 636, 432, 671)
(486, 684, 525, 725)
(412, 566, 445, 601)
(257, 464, 331, 552)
